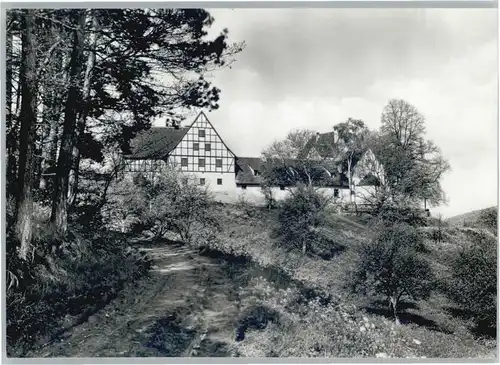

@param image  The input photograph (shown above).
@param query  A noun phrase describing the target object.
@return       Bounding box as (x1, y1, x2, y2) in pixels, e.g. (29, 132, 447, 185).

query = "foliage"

(261, 129, 336, 188)
(6, 226, 151, 355)
(373, 99, 450, 207)
(352, 223, 435, 324)
(446, 234, 497, 335)
(121, 170, 221, 244)
(277, 185, 330, 254)
(334, 118, 369, 188)
(373, 203, 429, 227)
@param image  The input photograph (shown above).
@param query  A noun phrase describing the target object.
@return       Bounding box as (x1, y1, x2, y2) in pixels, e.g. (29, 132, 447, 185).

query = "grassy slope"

(202, 204, 496, 358)
(446, 206, 497, 228)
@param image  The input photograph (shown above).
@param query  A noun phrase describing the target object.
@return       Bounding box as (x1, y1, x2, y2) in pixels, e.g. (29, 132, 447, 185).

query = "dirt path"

(28, 242, 242, 358)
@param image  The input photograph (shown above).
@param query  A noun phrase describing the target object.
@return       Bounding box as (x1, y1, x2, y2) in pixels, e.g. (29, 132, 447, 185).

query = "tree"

(262, 129, 337, 188)
(277, 185, 331, 254)
(333, 118, 369, 203)
(26, 8, 244, 233)
(381, 99, 426, 151)
(50, 10, 86, 235)
(372, 99, 450, 209)
(67, 12, 99, 207)
(447, 233, 497, 335)
(352, 223, 434, 324)
(15, 9, 38, 260)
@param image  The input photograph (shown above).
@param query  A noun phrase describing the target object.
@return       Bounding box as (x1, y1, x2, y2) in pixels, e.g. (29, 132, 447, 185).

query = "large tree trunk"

(50, 10, 86, 234)
(6, 20, 18, 199)
(40, 21, 65, 191)
(68, 14, 98, 207)
(15, 10, 38, 260)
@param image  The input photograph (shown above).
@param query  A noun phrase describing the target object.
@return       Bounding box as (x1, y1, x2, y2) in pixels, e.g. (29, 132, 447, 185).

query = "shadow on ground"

(364, 300, 454, 334)
(444, 306, 497, 339)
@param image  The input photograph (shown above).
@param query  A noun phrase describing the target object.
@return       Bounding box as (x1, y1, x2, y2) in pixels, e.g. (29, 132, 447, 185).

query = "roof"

(300, 131, 339, 159)
(358, 173, 381, 187)
(235, 157, 264, 185)
(235, 156, 350, 187)
(124, 127, 189, 159)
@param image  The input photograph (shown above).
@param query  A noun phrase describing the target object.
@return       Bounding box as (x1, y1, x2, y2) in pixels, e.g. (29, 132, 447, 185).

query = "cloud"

(156, 8, 497, 218)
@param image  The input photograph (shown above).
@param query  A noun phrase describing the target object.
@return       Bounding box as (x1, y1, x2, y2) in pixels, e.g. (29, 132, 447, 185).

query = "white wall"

(180, 171, 236, 193)
(211, 184, 352, 206)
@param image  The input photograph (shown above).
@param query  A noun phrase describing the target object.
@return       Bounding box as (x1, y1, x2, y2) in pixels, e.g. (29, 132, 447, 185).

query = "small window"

(193, 143, 199, 151)
(205, 143, 211, 151)
(255, 170, 260, 176)
(241, 185, 247, 190)
(334, 188, 339, 198)
(198, 158, 205, 168)
(279, 185, 285, 191)
(217, 178, 223, 185)
(216, 159, 222, 168)
(200, 178, 205, 186)
(181, 158, 188, 167)
(199, 129, 205, 138)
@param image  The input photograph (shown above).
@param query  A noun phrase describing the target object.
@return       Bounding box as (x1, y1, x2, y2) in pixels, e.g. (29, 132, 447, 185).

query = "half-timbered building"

(123, 112, 236, 191)
(122, 111, 383, 206)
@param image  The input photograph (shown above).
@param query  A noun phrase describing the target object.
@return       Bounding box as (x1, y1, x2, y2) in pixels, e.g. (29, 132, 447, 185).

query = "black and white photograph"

(3, 3, 498, 360)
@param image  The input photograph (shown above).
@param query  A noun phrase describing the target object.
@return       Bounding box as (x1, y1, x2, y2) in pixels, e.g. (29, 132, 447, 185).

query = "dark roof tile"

(125, 127, 189, 159)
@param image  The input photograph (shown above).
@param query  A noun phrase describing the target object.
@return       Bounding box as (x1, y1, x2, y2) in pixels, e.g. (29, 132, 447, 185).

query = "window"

(181, 158, 188, 167)
(193, 143, 199, 151)
(200, 178, 205, 186)
(279, 185, 285, 191)
(198, 158, 205, 168)
(217, 178, 223, 185)
(254, 170, 260, 176)
(199, 129, 205, 138)
(216, 159, 222, 168)
(334, 188, 339, 198)
(205, 143, 211, 151)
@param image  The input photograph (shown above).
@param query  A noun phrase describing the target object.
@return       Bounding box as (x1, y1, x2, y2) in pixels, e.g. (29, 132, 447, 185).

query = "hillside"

(446, 206, 497, 233)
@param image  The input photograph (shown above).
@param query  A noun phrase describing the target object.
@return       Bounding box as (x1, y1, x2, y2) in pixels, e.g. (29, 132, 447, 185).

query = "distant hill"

(446, 206, 497, 234)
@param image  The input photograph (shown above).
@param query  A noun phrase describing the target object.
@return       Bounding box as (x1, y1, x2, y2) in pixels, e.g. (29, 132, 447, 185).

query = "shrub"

(374, 204, 428, 227)
(446, 234, 497, 335)
(277, 185, 329, 254)
(237, 194, 259, 218)
(117, 170, 221, 244)
(352, 223, 435, 324)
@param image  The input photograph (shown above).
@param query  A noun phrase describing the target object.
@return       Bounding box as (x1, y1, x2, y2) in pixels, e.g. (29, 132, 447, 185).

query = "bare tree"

(381, 99, 426, 150)
(333, 118, 369, 203)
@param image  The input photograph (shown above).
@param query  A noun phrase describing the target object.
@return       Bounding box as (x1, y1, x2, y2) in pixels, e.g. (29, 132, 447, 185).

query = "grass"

(6, 217, 152, 357)
(195, 203, 497, 358)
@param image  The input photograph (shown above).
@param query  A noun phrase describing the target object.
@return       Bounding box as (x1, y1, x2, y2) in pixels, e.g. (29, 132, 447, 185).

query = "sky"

(155, 8, 498, 218)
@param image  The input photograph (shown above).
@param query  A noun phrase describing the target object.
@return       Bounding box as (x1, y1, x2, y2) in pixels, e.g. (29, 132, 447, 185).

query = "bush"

(374, 204, 428, 227)
(115, 171, 221, 244)
(446, 234, 497, 335)
(277, 185, 329, 254)
(352, 223, 434, 324)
